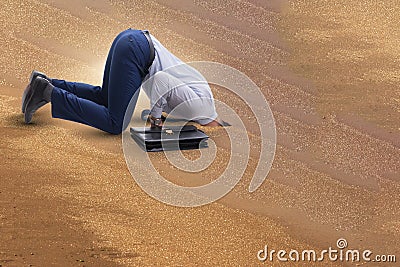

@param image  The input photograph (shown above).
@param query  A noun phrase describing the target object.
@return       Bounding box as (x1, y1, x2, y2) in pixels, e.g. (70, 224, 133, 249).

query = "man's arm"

(149, 95, 166, 128)
(147, 72, 171, 127)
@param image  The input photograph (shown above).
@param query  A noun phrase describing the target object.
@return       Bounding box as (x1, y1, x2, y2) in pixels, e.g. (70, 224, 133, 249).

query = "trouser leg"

(51, 79, 106, 106)
(49, 30, 132, 107)
(51, 29, 150, 134)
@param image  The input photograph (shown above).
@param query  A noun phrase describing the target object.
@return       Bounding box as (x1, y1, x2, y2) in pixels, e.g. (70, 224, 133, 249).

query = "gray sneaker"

(22, 70, 50, 113)
(24, 77, 53, 124)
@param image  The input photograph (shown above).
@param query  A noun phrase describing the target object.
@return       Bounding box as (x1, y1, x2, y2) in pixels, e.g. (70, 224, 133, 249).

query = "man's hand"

(150, 115, 163, 128)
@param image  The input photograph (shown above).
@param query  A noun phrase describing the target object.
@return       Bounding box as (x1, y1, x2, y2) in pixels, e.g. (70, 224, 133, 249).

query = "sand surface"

(0, 0, 399, 266)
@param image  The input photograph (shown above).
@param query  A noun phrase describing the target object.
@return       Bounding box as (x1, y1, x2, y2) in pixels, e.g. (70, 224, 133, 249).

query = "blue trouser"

(51, 29, 151, 134)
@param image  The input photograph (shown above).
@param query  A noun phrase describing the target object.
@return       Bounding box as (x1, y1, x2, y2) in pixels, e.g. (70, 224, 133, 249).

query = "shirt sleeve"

(150, 97, 166, 119)
(149, 72, 170, 119)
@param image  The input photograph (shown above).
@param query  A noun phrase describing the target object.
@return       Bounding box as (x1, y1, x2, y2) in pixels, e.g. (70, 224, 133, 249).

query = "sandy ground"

(0, 0, 399, 266)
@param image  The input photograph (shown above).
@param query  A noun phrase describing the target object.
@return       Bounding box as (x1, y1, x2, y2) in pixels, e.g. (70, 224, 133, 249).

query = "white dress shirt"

(142, 34, 218, 125)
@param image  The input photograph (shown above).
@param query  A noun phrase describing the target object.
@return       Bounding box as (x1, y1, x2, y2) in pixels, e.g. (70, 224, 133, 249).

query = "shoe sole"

(22, 71, 47, 113)
(24, 78, 48, 124)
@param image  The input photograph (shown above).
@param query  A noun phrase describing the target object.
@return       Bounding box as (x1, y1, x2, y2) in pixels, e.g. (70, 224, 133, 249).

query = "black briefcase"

(130, 125, 209, 152)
